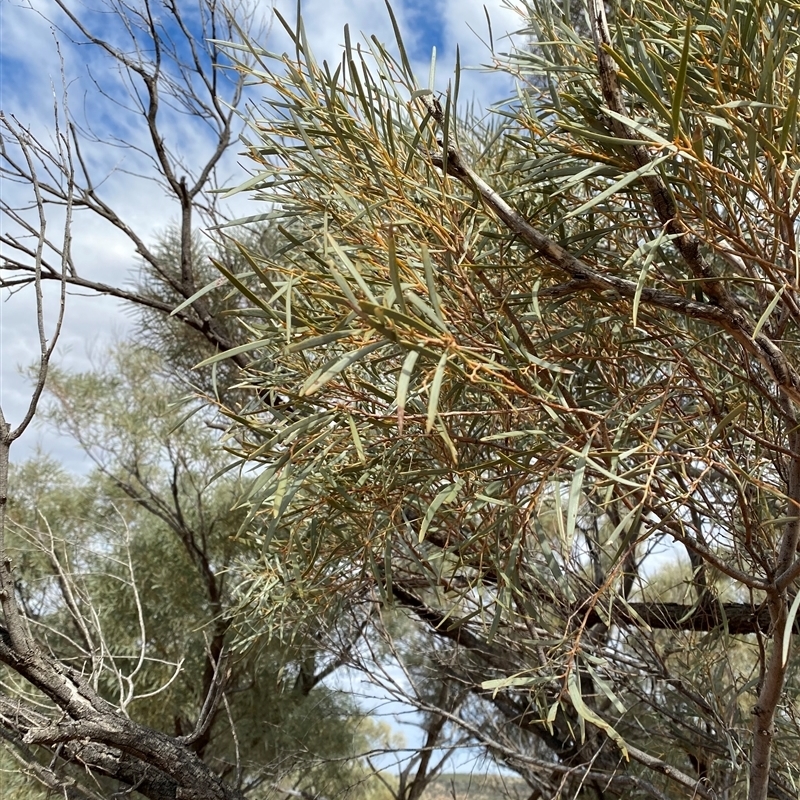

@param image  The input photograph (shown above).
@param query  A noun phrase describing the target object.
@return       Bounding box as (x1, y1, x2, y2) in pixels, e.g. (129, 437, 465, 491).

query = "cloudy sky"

(0, 0, 525, 468)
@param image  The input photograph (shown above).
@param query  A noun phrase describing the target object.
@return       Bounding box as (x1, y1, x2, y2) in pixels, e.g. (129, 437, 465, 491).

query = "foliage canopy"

(207, 1, 800, 798)
(7, 1, 800, 799)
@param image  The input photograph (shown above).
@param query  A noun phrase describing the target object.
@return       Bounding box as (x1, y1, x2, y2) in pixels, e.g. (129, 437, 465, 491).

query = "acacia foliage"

(212, 1, 800, 798)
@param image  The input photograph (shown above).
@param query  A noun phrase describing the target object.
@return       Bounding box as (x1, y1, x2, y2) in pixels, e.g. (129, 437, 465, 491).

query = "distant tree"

(1, 0, 256, 361)
(210, 2, 800, 799)
(3, 342, 384, 798)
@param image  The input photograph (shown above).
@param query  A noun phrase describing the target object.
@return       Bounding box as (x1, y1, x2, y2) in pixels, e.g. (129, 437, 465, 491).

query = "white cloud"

(266, 0, 525, 105)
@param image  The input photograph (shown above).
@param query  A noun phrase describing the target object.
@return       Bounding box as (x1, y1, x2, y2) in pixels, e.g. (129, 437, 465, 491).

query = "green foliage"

(135, 226, 286, 401)
(208, 1, 800, 797)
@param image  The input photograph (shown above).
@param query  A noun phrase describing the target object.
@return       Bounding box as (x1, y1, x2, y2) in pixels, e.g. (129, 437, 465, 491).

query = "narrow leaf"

(396, 349, 420, 434)
(784, 592, 800, 667)
(709, 402, 747, 441)
(565, 439, 591, 548)
(426, 351, 449, 433)
(419, 479, 464, 542)
(671, 15, 692, 138)
(752, 285, 785, 340)
(286, 329, 359, 353)
(301, 341, 385, 395)
(567, 671, 629, 760)
(171, 276, 227, 316)
(564, 155, 672, 219)
(388, 228, 407, 313)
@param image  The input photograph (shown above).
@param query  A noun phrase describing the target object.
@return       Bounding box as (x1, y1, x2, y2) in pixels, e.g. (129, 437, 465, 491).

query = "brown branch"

(1, 267, 248, 368)
(587, 0, 743, 321)
(748, 426, 800, 800)
(389, 584, 730, 797)
(394, 582, 798, 642)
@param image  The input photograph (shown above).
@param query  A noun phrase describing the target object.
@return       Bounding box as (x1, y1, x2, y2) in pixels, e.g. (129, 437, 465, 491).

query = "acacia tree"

(210, 1, 800, 798)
